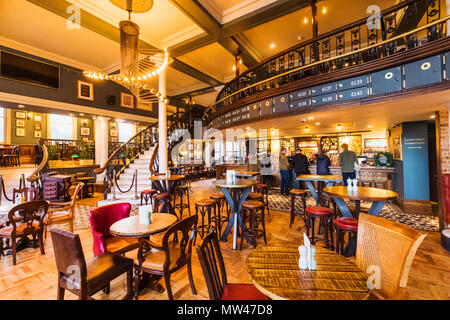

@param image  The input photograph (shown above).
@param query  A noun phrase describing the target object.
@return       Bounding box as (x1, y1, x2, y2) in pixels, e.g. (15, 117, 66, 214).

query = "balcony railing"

(204, 0, 447, 120)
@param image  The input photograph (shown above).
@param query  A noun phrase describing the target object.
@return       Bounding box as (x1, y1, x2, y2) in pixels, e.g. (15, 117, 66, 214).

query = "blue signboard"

(337, 75, 369, 91)
(290, 98, 311, 110)
(311, 83, 337, 96)
(401, 121, 430, 201)
(337, 87, 369, 101)
(404, 55, 442, 89)
(311, 93, 337, 106)
(289, 89, 311, 101)
(371, 66, 402, 95)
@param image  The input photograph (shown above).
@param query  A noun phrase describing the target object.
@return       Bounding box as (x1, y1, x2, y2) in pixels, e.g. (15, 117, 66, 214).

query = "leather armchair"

(89, 203, 138, 256)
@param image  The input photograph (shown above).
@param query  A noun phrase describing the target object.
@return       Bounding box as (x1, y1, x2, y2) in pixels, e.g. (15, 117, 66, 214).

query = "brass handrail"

(26, 143, 48, 182)
(205, 16, 450, 119)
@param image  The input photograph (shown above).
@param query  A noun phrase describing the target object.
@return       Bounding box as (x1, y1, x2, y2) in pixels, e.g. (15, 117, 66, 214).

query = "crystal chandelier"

(83, 0, 169, 104)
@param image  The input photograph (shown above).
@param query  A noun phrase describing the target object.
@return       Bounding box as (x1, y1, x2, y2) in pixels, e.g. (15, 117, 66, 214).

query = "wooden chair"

(356, 213, 427, 300)
(196, 232, 269, 300)
(133, 215, 198, 300)
(44, 182, 84, 238)
(50, 228, 134, 300)
(12, 187, 37, 204)
(4, 146, 20, 167)
(0, 201, 48, 265)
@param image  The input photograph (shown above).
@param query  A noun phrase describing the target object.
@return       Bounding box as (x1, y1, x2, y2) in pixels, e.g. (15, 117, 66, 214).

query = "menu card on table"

(139, 205, 153, 225)
(299, 233, 316, 271)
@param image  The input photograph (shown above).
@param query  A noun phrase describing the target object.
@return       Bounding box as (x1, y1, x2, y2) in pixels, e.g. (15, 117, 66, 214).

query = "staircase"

(97, 146, 156, 206)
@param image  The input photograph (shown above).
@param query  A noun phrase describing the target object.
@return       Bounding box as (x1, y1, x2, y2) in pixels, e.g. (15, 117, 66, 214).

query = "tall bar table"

(149, 174, 185, 213)
(297, 174, 342, 205)
(215, 179, 257, 250)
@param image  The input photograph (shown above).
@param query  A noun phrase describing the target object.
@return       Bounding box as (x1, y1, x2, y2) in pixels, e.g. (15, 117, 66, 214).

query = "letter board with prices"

(290, 98, 311, 110)
(311, 93, 337, 106)
(337, 87, 370, 101)
(404, 55, 442, 89)
(260, 98, 273, 116)
(337, 75, 370, 91)
(371, 66, 402, 95)
(446, 52, 449, 80)
(273, 94, 289, 113)
(289, 89, 311, 101)
(311, 82, 337, 96)
(249, 103, 260, 119)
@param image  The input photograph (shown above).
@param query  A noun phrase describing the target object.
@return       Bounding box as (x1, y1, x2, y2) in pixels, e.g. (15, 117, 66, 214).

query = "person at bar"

(261, 150, 274, 189)
(317, 149, 331, 194)
(292, 148, 309, 189)
(339, 143, 358, 186)
(279, 148, 291, 196)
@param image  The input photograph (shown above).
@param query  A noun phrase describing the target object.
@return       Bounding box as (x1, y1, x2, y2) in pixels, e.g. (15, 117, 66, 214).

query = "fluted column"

(158, 68, 168, 174)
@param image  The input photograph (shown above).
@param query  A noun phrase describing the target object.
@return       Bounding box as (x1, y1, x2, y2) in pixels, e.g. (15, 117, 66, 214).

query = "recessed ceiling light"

(270, 43, 276, 49)
(308, 116, 314, 120)
(368, 125, 374, 128)
(315, 122, 321, 126)
(303, 16, 308, 24)
(322, 5, 327, 14)
(298, 36, 303, 41)
(430, 115, 436, 119)
(18, 105, 25, 108)
(79, 113, 85, 116)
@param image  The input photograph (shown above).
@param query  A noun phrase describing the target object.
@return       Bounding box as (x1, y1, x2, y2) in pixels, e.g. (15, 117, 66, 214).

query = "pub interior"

(0, 0, 449, 303)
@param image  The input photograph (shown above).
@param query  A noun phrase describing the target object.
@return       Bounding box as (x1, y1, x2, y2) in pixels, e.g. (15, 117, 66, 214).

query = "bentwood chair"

(356, 213, 426, 300)
(0, 201, 48, 265)
(50, 228, 134, 300)
(12, 187, 37, 204)
(132, 215, 198, 300)
(196, 232, 269, 300)
(44, 182, 84, 238)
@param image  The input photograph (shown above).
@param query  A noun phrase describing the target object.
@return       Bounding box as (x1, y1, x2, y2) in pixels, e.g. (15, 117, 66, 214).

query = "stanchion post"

(0, 174, 3, 206)
(133, 170, 139, 200)
(111, 169, 118, 201)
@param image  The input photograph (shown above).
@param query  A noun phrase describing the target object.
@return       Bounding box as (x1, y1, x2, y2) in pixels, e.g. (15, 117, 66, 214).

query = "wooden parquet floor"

(0, 179, 449, 300)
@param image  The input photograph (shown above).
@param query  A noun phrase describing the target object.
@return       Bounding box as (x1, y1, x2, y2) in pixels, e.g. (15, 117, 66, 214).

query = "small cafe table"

(215, 179, 257, 250)
(246, 241, 369, 300)
(323, 186, 398, 256)
(222, 171, 260, 180)
(297, 174, 342, 205)
(149, 174, 185, 213)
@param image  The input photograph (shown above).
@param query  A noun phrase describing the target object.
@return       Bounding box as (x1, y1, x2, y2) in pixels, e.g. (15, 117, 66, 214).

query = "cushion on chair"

(306, 206, 332, 216)
(105, 236, 139, 255)
(0, 221, 41, 237)
(334, 217, 358, 232)
(290, 189, 308, 196)
(127, 242, 181, 271)
(141, 189, 157, 195)
(255, 184, 268, 190)
(221, 283, 270, 300)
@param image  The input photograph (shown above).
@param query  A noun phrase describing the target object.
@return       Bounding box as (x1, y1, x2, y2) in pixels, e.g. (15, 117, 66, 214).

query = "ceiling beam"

(171, 59, 222, 87)
(173, 86, 217, 100)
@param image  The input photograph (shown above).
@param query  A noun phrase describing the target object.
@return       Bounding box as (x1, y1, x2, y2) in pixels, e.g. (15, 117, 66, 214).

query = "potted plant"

(47, 145, 59, 167)
(374, 152, 394, 168)
(79, 144, 94, 166)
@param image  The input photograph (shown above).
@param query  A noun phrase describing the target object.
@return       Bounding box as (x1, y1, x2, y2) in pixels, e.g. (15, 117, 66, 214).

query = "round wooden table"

(246, 241, 369, 300)
(110, 214, 177, 238)
(215, 179, 257, 250)
(297, 174, 342, 205)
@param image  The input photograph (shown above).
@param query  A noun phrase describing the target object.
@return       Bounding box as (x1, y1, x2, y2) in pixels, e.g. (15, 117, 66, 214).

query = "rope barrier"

(114, 171, 137, 194)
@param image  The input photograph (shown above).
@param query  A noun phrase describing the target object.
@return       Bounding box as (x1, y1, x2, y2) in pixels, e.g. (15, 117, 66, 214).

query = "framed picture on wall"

(82, 137, 89, 142)
(16, 128, 25, 137)
(121, 93, 134, 108)
(34, 122, 41, 130)
(77, 80, 94, 101)
(16, 111, 26, 119)
(80, 127, 90, 136)
(34, 131, 42, 138)
(34, 115, 42, 122)
(16, 120, 25, 127)
(393, 136, 401, 160)
(110, 137, 118, 142)
(110, 129, 118, 137)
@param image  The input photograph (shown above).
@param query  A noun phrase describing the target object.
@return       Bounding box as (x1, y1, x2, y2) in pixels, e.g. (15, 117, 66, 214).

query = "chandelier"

(83, 0, 169, 104)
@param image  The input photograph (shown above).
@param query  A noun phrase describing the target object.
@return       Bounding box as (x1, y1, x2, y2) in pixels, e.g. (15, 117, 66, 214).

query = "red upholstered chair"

(89, 203, 138, 257)
(196, 232, 269, 300)
(442, 174, 450, 226)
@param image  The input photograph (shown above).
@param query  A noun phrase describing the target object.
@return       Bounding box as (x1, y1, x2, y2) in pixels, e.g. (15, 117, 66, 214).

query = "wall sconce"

(27, 112, 33, 120)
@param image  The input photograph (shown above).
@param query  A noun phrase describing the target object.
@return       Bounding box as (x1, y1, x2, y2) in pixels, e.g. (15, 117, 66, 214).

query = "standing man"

(293, 149, 309, 189)
(261, 150, 273, 189)
(317, 149, 331, 194)
(279, 148, 291, 196)
(339, 143, 357, 186)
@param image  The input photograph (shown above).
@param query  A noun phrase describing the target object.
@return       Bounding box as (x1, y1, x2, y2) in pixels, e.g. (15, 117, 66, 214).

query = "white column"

(158, 69, 168, 174)
(94, 116, 110, 182)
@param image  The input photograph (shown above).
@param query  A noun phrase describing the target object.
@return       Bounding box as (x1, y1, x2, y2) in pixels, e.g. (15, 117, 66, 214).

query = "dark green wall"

(11, 111, 47, 145)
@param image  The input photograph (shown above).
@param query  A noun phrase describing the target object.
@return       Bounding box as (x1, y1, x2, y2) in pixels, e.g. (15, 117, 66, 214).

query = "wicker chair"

(355, 213, 426, 300)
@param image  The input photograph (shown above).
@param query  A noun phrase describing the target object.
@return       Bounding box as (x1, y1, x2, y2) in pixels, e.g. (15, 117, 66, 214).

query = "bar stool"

(195, 199, 217, 241)
(289, 189, 307, 228)
(140, 189, 157, 206)
(318, 194, 338, 219)
(174, 185, 191, 219)
(153, 193, 170, 213)
(247, 192, 263, 201)
(240, 200, 267, 250)
(255, 184, 270, 216)
(305, 206, 334, 249)
(209, 193, 228, 235)
(334, 217, 358, 256)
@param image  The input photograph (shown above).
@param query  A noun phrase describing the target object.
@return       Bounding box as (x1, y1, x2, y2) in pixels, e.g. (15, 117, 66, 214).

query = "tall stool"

(195, 199, 217, 241)
(255, 184, 270, 216)
(334, 217, 358, 256)
(240, 200, 267, 250)
(247, 192, 263, 201)
(289, 189, 307, 228)
(153, 193, 170, 213)
(174, 185, 191, 220)
(209, 193, 228, 235)
(305, 206, 334, 249)
(140, 189, 157, 206)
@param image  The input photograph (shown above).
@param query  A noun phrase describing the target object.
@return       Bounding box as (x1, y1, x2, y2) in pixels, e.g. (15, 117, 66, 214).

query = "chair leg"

(12, 237, 17, 265)
(103, 283, 110, 294)
(289, 194, 295, 228)
(187, 259, 197, 296)
(133, 267, 141, 300)
(57, 274, 65, 300)
(38, 231, 45, 255)
(164, 273, 173, 300)
(69, 220, 74, 233)
(125, 269, 133, 300)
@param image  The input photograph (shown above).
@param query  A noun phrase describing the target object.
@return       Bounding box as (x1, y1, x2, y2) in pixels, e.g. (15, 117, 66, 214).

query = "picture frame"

(393, 136, 402, 160)
(110, 137, 117, 142)
(110, 129, 118, 137)
(82, 137, 89, 142)
(34, 131, 42, 138)
(121, 92, 134, 108)
(80, 127, 90, 136)
(16, 120, 25, 127)
(77, 80, 94, 101)
(34, 122, 41, 130)
(16, 111, 26, 119)
(34, 115, 42, 122)
(16, 128, 25, 137)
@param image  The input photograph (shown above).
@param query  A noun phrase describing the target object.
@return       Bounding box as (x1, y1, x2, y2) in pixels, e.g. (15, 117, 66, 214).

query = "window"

(0, 108, 5, 143)
(118, 122, 132, 142)
(50, 114, 73, 140)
